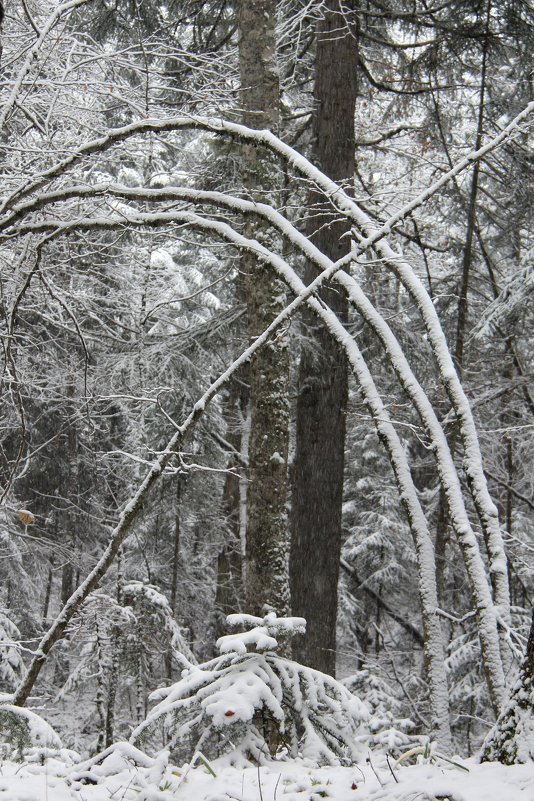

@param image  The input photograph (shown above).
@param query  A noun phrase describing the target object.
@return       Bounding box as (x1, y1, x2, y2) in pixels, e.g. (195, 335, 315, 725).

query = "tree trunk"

(213, 386, 244, 641)
(165, 475, 182, 678)
(169, 476, 182, 618)
(454, 0, 490, 375)
(105, 640, 120, 748)
(95, 624, 106, 752)
(239, 0, 291, 618)
(482, 610, 534, 764)
(0, 2, 4, 68)
(290, 0, 358, 675)
(42, 558, 54, 624)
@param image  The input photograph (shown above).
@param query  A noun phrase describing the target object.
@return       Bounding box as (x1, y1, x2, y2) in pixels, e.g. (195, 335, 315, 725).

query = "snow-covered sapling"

(0, 607, 24, 691)
(482, 611, 534, 764)
(0, 701, 62, 760)
(131, 612, 369, 765)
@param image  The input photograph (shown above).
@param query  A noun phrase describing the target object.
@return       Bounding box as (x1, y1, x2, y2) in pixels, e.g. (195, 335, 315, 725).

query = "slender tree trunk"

(454, 0, 491, 373)
(239, 0, 291, 617)
(61, 384, 79, 606)
(212, 369, 246, 641)
(290, 0, 358, 675)
(136, 648, 143, 724)
(95, 624, 106, 752)
(105, 642, 119, 748)
(165, 476, 182, 677)
(105, 548, 123, 747)
(56, 385, 79, 683)
(213, 402, 244, 639)
(169, 476, 181, 618)
(42, 558, 54, 623)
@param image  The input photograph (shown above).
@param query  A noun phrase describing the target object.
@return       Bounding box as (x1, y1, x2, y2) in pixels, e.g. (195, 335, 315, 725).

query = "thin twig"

(366, 753, 384, 788)
(386, 754, 399, 783)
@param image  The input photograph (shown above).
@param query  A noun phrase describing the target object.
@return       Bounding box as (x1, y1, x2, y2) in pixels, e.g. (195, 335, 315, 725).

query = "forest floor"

(1, 748, 534, 801)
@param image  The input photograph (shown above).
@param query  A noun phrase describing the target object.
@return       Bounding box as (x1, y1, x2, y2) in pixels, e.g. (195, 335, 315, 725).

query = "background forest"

(0, 0, 533, 770)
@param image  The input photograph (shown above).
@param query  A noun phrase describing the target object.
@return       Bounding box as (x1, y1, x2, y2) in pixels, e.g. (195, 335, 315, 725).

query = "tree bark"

(213, 387, 244, 641)
(482, 610, 534, 763)
(0, 2, 4, 68)
(290, 0, 358, 675)
(239, 0, 291, 618)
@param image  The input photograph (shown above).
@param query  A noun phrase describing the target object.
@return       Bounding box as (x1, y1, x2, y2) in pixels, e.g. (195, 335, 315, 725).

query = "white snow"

(0, 750, 533, 801)
(216, 627, 279, 654)
(0, 704, 63, 750)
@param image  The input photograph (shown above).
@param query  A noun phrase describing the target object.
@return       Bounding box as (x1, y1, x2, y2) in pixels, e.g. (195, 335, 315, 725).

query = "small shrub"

(131, 612, 369, 765)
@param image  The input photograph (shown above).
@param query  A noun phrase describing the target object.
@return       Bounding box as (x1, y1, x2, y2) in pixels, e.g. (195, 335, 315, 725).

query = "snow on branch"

(6, 99, 527, 720)
(1, 101, 531, 218)
(131, 612, 369, 766)
(0, 0, 94, 133)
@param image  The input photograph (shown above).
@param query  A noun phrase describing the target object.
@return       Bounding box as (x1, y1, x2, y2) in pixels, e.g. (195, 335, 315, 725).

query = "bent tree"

(2, 104, 532, 750)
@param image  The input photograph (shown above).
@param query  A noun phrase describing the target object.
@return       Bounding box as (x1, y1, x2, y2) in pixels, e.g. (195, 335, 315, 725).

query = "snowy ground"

(1, 747, 534, 801)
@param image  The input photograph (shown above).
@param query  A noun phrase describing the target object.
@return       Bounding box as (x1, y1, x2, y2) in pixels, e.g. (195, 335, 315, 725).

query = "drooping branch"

(1, 113, 528, 614)
(7, 104, 529, 713)
(9, 208, 453, 750)
(0, 191, 512, 707)
(1, 102, 531, 219)
(0, 195, 511, 708)
(10, 230, 354, 707)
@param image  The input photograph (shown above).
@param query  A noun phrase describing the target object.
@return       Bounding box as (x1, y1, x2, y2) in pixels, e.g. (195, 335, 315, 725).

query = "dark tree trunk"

(42, 558, 54, 623)
(213, 383, 244, 642)
(290, 1, 358, 675)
